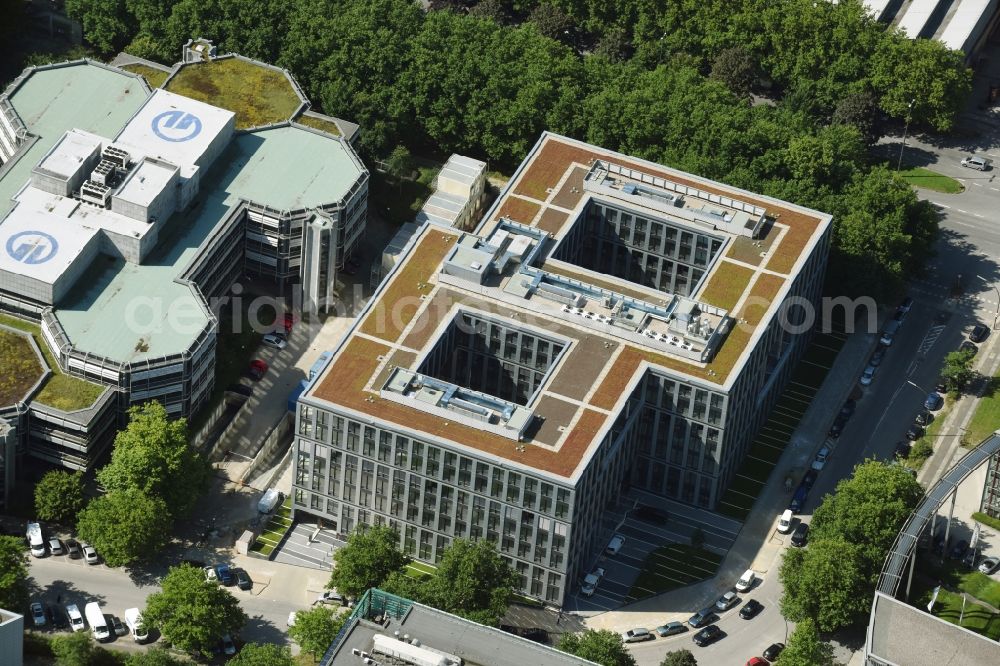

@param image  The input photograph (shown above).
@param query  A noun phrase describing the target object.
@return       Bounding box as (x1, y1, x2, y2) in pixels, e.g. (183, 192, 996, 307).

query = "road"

(27, 551, 299, 654)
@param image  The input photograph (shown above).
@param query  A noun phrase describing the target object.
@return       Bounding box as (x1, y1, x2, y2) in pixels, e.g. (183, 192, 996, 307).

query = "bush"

(972, 512, 1000, 532)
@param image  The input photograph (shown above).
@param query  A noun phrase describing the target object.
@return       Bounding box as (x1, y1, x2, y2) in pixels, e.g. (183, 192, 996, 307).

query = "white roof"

(939, 0, 992, 51)
(115, 158, 178, 208)
(440, 154, 486, 186)
(35, 129, 102, 180)
(115, 89, 234, 168)
(896, 0, 938, 38)
(0, 200, 100, 284)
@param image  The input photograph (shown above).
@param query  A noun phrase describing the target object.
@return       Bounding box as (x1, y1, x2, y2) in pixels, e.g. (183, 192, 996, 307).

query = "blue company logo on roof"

(6, 230, 59, 265)
(151, 110, 203, 143)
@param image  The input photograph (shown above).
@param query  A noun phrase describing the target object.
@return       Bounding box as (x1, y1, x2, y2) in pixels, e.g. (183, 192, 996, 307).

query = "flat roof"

(0, 198, 100, 284)
(115, 158, 178, 207)
(115, 89, 234, 166)
(868, 591, 1000, 665)
(440, 153, 486, 186)
(34, 128, 101, 180)
(54, 126, 363, 362)
(0, 62, 148, 218)
(306, 133, 830, 481)
(329, 600, 594, 666)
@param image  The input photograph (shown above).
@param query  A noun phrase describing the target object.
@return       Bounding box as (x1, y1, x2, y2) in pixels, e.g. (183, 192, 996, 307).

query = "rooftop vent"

(80, 180, 111, 207)
(90, 160, 116, 186)
(102, 145, 131, 169)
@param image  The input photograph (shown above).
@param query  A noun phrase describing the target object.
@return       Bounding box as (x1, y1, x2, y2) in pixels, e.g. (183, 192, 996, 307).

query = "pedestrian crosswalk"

(917, 324, 947, 356)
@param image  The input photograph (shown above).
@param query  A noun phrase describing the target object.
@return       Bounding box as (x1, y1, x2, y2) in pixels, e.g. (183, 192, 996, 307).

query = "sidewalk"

(585, 324, 876, 632)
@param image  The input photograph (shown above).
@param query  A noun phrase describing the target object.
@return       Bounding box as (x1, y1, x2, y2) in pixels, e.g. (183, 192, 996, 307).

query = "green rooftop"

(119, 62, 170, 89)
(0, 328, 43, 407)
(55, 126, 364, 363)
(0, 62, 148, 218)
(295, 113, 342, 137)
(164, 57, 302, 129)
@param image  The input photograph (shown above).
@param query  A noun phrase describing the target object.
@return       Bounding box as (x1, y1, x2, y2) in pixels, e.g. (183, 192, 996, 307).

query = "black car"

(692, 625, 723, 647)
(893, 441, 911, 459)
(687, 608, 717, 628)
(960, 340, 978, 355)
(635, 505, 669, 525)
(906, 424, 924, 441)
(949, 540, 970, 560)
(235, 568, 252, 591)
(791, 522, 809, 547)
(828, 416, 847, 439)
(914, 410, 933, 426)
(935, 376, 949, 393)
(65, 539, 81, 559)
(839, 399, 857, 419)
(970, 324, 989, 343)
(800, 469, 818, 491)
(763, 643, 785, 661)
(739, 599, 763, 619)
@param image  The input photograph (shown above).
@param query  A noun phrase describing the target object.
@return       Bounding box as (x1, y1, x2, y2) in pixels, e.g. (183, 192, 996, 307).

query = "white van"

(735, 569, 757, 592)
(66, 604, 85, 632)
(777, 509, 793, 534)
(84, 602, 110, 641)
(124, 607, 148, 642)
(257, 488, 283, 514)
(26, 522, 46, 558)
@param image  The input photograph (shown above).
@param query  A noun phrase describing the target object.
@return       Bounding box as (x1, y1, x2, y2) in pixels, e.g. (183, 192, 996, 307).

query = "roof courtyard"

(307, 133, 830, 482)
(164, 56, 304, 129)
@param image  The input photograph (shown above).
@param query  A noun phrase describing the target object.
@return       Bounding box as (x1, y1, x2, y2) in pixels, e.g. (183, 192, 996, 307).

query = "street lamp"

(897, 99, 917, 171)
(977, 275, 1000, 330)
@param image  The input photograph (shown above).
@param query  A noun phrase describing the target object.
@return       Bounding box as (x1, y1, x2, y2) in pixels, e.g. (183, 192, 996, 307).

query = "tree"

(422, 538, 518, 626)
(779, 537, 870, 631)
(0, 535, 29, 612)
(125, 648, 185, 666)
(288, 606, 348, 662)
(97, 402, 210, 519)
(661, 649, 698, 666)
(774, 618, 834, 666)
(469, 0, 512, 24)
(941, 347, 976, 393)
(144, 563, 247, 657)
(51, 631, 96, 666)
(65, 0, 136, 54)
(710, 46, 756, 98)
(229, 643, 294, 666)
(832, 89, 881, 146)
(558, 629, 637, 666)
(76, 488, 173, 567)
(809, 460, 924, 573)
(385, 145, 415, 190)
(35, 470, 86, 524)
(870, 34, 972, 131)
(328, 524, 408, 598)
(528, 2, 574, 43)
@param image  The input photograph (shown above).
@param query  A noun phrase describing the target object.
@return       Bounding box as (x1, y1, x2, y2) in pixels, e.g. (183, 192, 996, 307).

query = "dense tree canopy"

(558, 629, 637, 666)
(779, 537, 870, 630)
(124, 648, 185, 666)
(229, 643, 294, 666)
(420, 538, 519, 626)
(328, 524, 409, 598)
(774, 618, 834, 666)
(0, 535, 29, 612)
(661, 649, 698, 666)
(34, 470, 86, 524)
(76, 488, 173, 567)
(288, 606, 349, 661)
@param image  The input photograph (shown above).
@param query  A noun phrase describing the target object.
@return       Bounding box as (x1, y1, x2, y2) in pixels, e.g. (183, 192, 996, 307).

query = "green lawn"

(119, 62, 169, 88)
(0, 329, 44, 406)
(966, 376, 1000, 446)
(898, 167, 965, 194)
(927, 589, 1000, 640)
(405, 560, 437, 580)
(165, 57, 301, 128)
(627, 544, 722, 601)
(0, 314, 106, 411)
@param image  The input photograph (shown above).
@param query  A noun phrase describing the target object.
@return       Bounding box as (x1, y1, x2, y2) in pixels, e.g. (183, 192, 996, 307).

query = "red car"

(746, 658, 768, 666)
(249, 359, 268, 380)
(283, 312, 295, 333)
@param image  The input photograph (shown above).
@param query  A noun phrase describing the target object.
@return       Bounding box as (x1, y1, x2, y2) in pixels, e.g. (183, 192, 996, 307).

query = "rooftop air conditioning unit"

(80, 180, 111, 207)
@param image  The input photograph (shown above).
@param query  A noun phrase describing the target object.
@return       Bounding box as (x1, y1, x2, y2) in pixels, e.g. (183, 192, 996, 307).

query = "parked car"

(715, 591, 739, 612)
(262, 332, 287, 350)
(692, 625, 723, 647)
(906, 424, 924, 441)
(48, 538, 64, 556)
(221, 633, 237, 656)
(894, 441, 911, 459)
(30, 602, 46, 627)
(111, 615, 127, 637)
(746, 658, 768, 666)
(763, 643, 785, 661)
(248, 359, 268, 380)
(580, 567, 605, 597)
(315, 590, 348, 606)
(925, 392, 944, 411)
(915, 410, 933, 426)
(777, 509, 793, 534)
(800, 469, 818, 491)
(235, 569, 252, 591)
(935, 376, 949, 393)
(961, 155, 992, 170)
(898, 296, 914, 314)
(949, 540, 970, 560)
(205, 566, 218, 583)
(739, 599, 763, 619)
(978, 557, 1000, 575)
(605, 534, 626, 556)
(860, 364, 877, 386)
(65, 539, 81, 559)
(839, 399, 857, 419)
(814, 445, 831, 467)
(791, 522, 809, 547)
(970, 324, 989, 343)
(622, 628, 654, 643)
(960, 340, 978, 355)
(687, 608, 717, 628)
(828, 416, 847, 439)
(655, 621, 688, 637)
(215, 563, 235, 586)
(82, 544, 99, 564)
(789, 486, 808, 513)
(124, 608, 148, 642)
(869, 346, 886, 367)
(735, 569, 757, 593)
(283, 312, 295, 333)
(66, 604, 85, 632)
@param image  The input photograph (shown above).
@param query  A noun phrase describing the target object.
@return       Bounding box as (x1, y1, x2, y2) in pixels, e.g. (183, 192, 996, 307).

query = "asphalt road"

(27, 552, 298, 654)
